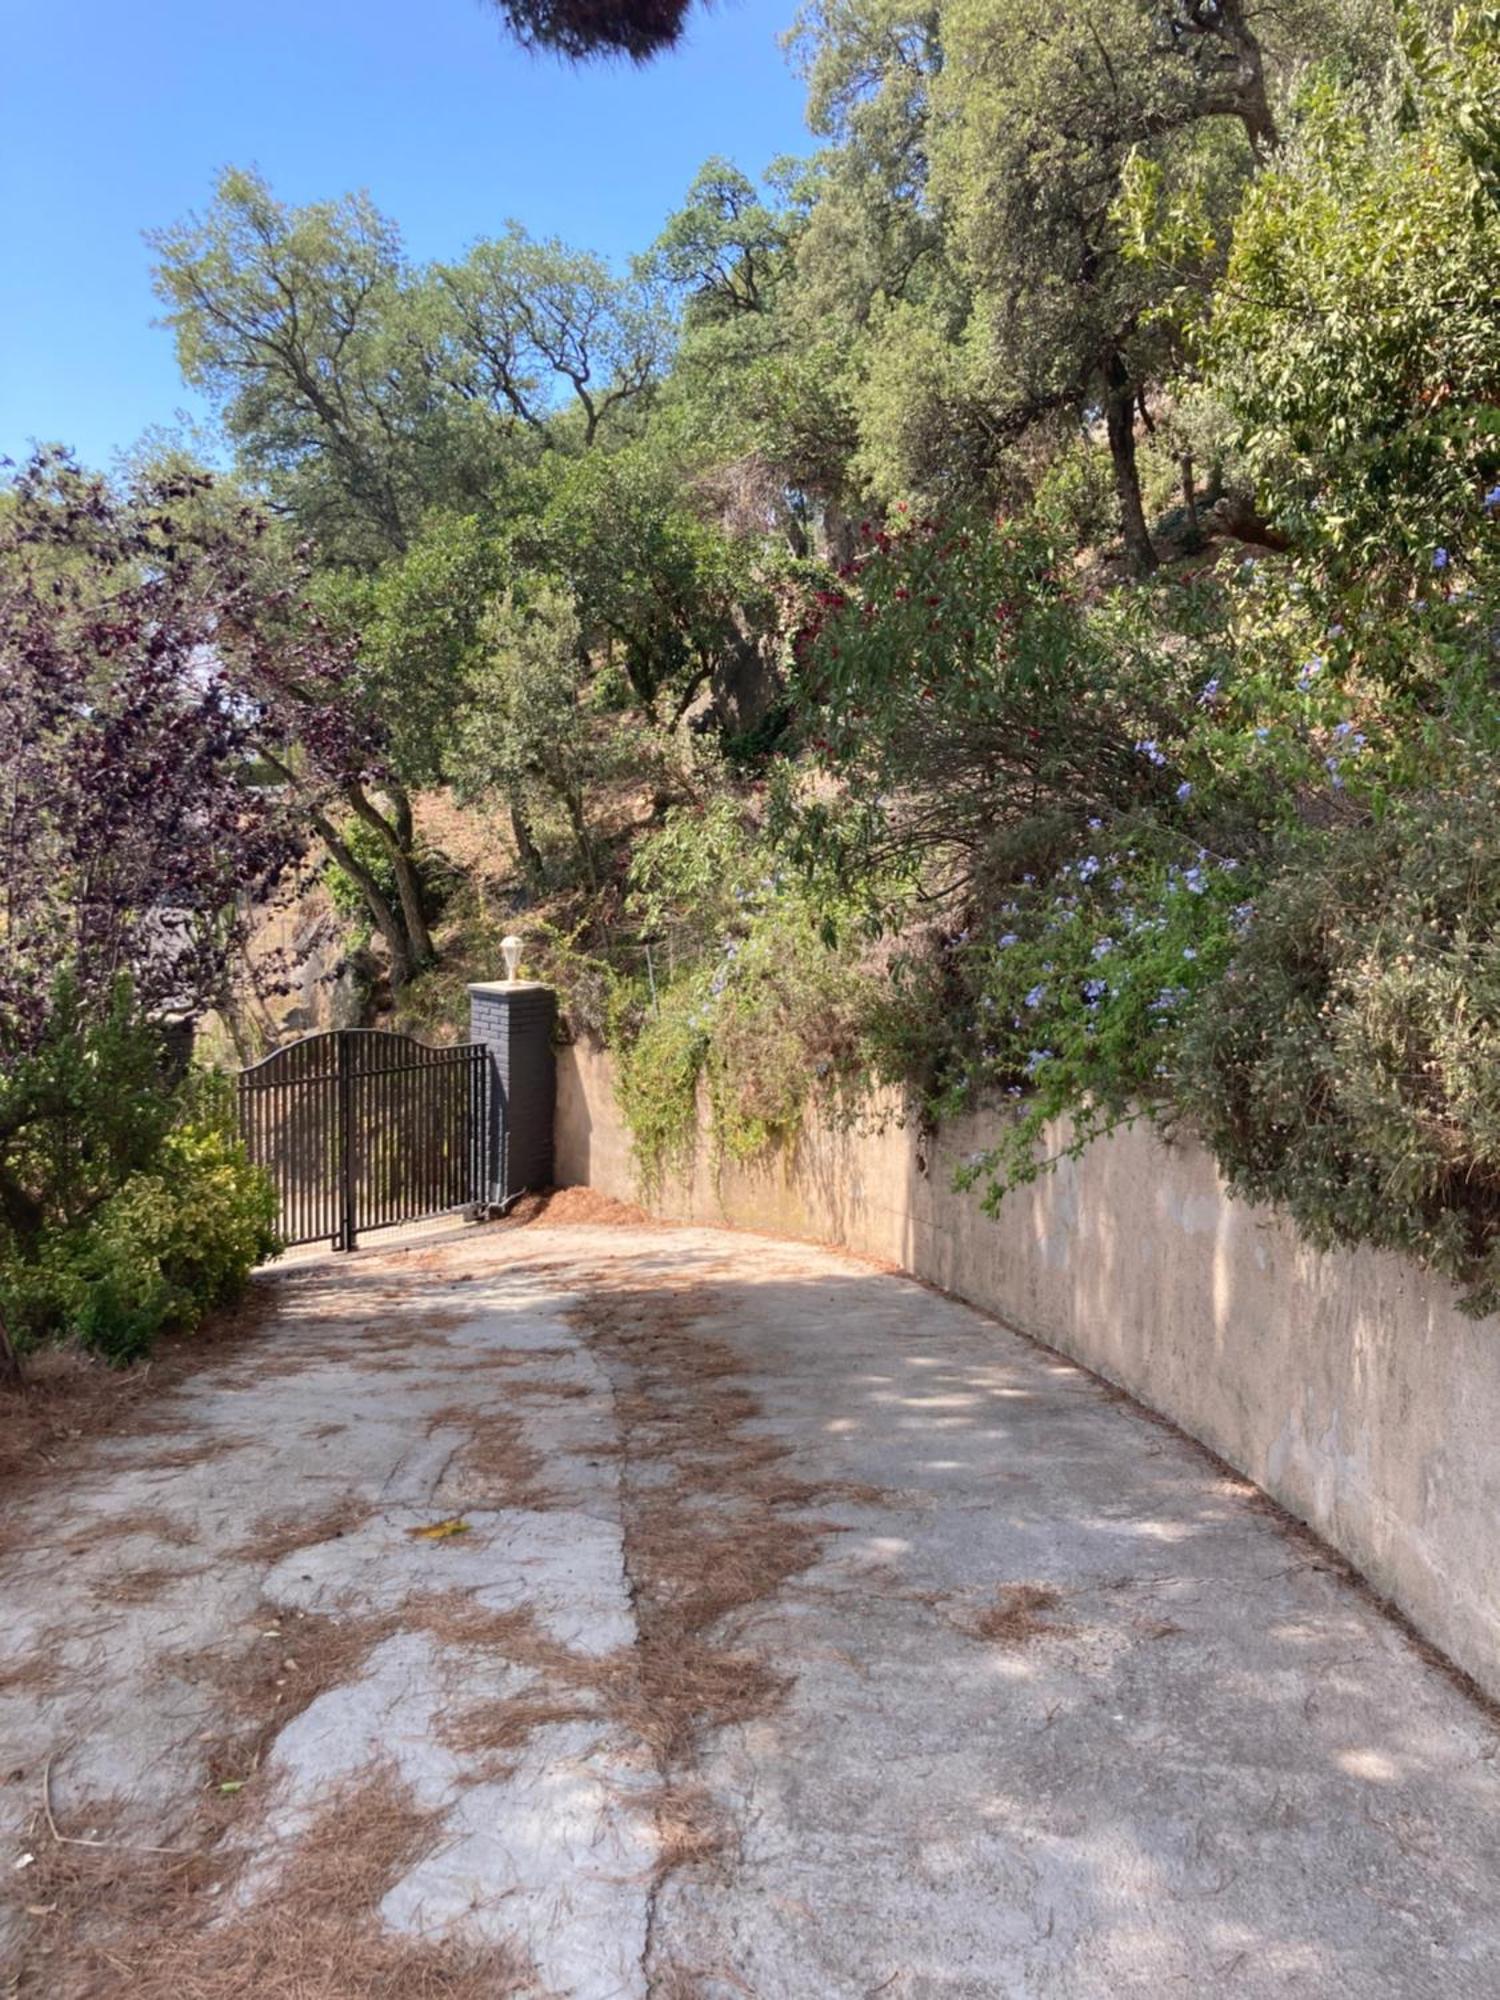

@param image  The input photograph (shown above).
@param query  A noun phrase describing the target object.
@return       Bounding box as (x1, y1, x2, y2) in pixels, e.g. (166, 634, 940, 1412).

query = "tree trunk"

(252, 745, 420, 989)
(390, 786, 416, 857)
(563, 789, 596, 887)
(510, 802, 545, 890)
(313, 808, 414, 989)
(0, 1301, 23, 1390)
(345, 782, 436, 973)
(1104, 354, 1157, 574)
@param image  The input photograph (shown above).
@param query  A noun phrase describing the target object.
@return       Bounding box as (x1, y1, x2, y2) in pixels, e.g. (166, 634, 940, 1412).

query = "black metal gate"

(236, 1030, 490, 1251)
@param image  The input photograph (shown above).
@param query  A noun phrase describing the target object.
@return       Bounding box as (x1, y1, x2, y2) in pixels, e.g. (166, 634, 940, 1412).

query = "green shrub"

(1, 1030, 280, 1363)
(1176, 793, 1500, 1314)
(611, 801, 886, 1192)
(0, 974, 180, 1249)
(615, 909, 881, 1195)
(1032, 434, 1118, 550)
(616, 993, 712, 1197)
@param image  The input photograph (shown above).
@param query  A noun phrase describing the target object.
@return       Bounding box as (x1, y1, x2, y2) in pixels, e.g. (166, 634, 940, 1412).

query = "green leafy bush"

(1177, 793, 1500, 1315)
(1, 987, 280, 1362)
(610, 803, 886, 1191)
(616, 996, 712, 1196)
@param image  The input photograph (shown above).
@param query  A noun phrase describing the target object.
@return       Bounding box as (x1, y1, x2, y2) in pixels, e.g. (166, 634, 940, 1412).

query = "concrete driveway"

(3, 1207, 1499, 1998)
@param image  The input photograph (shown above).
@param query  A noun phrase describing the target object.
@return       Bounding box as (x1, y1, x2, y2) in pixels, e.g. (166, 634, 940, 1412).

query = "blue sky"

(1, 0, 810, 469)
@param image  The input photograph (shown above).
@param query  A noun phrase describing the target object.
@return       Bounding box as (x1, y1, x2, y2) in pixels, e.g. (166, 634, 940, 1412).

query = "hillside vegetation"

(5, 1, 1500, 1358)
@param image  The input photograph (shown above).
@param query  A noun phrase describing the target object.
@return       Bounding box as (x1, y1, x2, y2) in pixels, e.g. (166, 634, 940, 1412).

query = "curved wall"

(555, 1039, 1500, 1700)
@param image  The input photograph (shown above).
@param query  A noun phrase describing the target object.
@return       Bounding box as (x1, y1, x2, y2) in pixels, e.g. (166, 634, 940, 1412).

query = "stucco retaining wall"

(556, 1037, 1500, 1699)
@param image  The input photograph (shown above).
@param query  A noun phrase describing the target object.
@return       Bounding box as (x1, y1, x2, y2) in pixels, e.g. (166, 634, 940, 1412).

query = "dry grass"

(416, 1593, 786, 1772)
(637, 1779, 729, 1875)
(61, 1506, 199, 1555)
(650, 1962, 754, 1998)
(0, 1648, 63, 1696)
(426, 1404, 552, 1511)
(0, 1285, 274, 1494)
(109, 1431, 256, 1474)
(963, 1583, 1073, 1647)
(17, 1768, 537, 2000)
(88, 1562, 207, 1607)
(442, 1688, 602, 1765)
(500, 1376, 593, 1402)
(236, 1497, 372, 1568)
(555, 1263, 883, 1855)
(524, 1186, 658, 1230)
(160, 1603, 401, 1792)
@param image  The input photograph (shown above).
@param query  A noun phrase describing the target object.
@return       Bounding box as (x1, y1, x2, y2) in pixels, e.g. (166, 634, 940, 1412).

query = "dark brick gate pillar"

(467, 979, 557, 1211)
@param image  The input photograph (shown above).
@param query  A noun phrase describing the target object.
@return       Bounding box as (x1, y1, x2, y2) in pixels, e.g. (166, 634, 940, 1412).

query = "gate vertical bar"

(336, 1030, 357, 1251)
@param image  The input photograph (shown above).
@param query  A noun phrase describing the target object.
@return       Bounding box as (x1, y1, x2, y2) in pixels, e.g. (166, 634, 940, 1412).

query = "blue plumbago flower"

(1182, 947, 1197, 961)
(1024, 1049, 1053, 1076)
(1041, 961, 1054, 973)
(1327, 623, 1344, 639)
(1077, 855, 1100, 881)
(1231, 902, 1255, 933)
(1110, 876, 1126, 894)
(1176, 781, 1192, 802)
(1297, 656, 1323, 689)
(1414, 599, 1427, 612)
(1255, 726, 1270, 742)
(1332, 719, 1356, 739)
(1087, 816, 1103, 831)
(1325, 756, 1344, 788)
(1006, 1084, 1023, 1098)
(1197, 677, 1220, 706)
(1024, 984, 1048, 1009)
(1434, 547, 1450, 570)
(1218, 856, 1240, 872)
(1183, 867, 1206, 894)
(1083, 978, 1108, 1004)
(997, 932, 1019, 949)
(1135, 738, 1168, 767)
(1485, 486, 1500, 512)
(1092, 937, 1115, 960)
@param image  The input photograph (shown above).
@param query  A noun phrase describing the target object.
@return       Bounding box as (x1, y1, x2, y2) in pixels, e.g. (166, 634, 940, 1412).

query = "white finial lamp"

(500, 933, 524, 983)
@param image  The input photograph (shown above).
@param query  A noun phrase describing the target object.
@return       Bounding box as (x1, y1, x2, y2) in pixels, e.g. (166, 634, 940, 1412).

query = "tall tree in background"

(151, 169, 670, 973)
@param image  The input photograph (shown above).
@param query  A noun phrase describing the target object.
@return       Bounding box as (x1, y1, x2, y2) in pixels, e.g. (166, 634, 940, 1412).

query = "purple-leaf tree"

(0, 449, 375, 1059)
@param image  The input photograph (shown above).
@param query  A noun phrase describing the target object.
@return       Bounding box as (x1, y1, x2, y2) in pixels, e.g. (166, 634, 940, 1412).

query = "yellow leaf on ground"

(406, 1516, 472, 1541)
